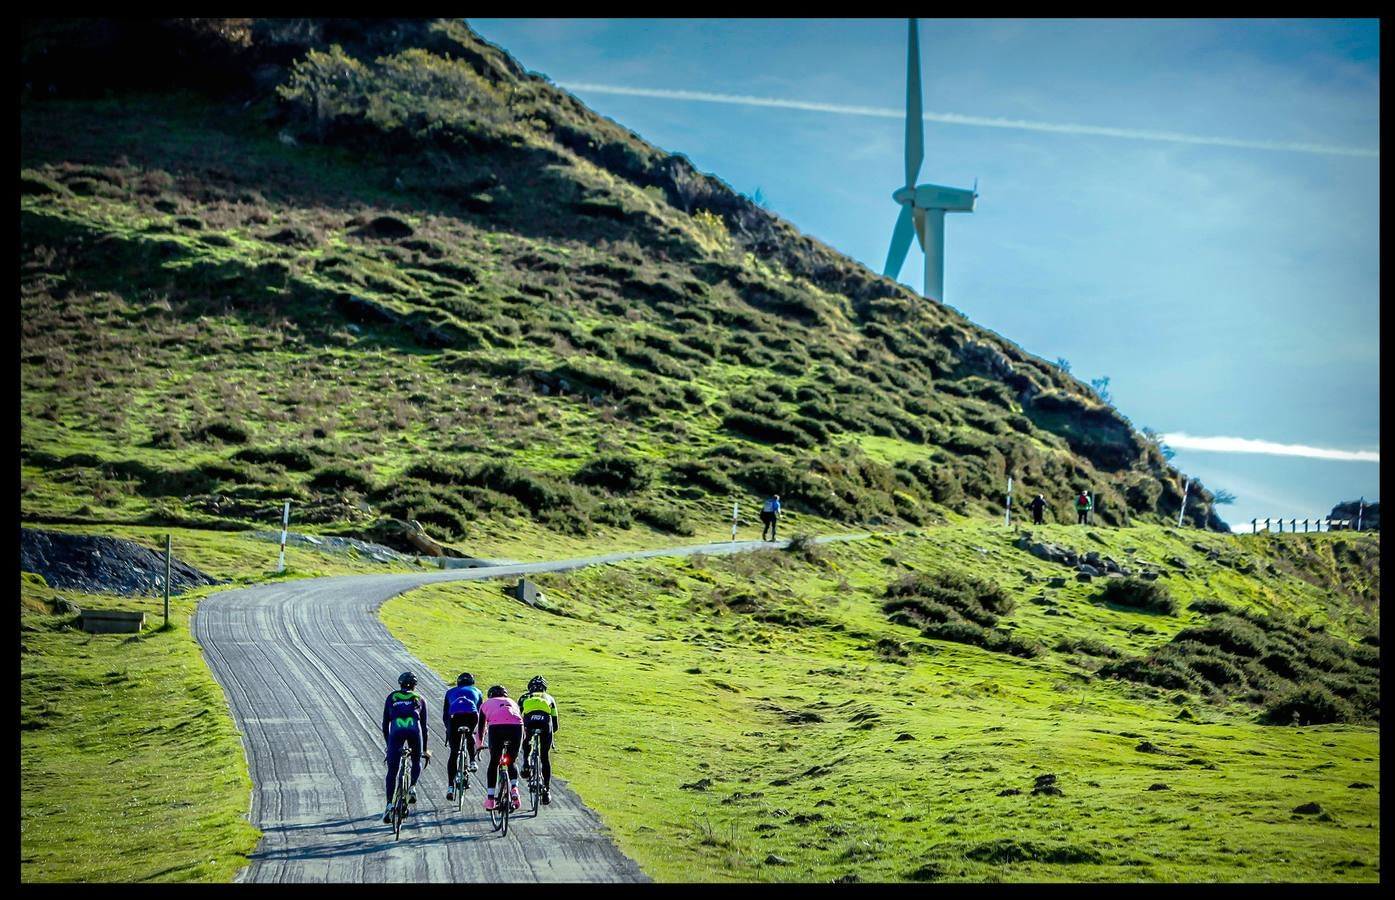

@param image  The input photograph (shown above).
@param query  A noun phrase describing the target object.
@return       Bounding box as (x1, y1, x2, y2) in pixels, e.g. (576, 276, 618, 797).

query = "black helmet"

(528, 675, 547, 693)
(487, 684, 507, 699)
(457, 672, 474, 687)
(398, 671, 417, 689)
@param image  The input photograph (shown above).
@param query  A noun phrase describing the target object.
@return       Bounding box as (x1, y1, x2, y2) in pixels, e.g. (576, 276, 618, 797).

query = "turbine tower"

(882, 17, 976, 303)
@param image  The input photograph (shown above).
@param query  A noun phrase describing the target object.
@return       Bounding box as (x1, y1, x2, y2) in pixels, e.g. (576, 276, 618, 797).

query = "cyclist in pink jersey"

(476, 685, 524, 811)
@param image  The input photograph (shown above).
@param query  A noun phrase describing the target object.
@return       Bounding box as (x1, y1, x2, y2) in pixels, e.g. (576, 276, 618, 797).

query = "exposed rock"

(1048, 577, 1068, 588)
(1146, 783, 1170, 791)
(1077, 564, 1102, 577)
(1167, 556, 1189, 569)
(1135, 741, 1162, 753)
(1292, 802, 1324, 815)
(764, 854, 790, 866)
(21, 527, 222, 597)
(1075, 573, 1093, 583)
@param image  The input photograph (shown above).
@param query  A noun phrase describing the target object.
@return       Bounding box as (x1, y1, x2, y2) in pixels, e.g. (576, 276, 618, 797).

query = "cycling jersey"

(381, 690, 428, 747)
(443, 684, 482, 720)
(519, 690, 559, 732)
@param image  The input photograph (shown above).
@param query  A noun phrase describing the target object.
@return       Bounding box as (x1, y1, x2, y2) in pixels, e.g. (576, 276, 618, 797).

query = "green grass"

(20, 578, 258, 882)
(384, 523, 1379, 882)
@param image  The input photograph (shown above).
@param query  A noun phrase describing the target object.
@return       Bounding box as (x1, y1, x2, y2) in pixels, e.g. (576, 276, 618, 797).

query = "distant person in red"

(1075, 491, 1092, 525)
(1029, 493, 1047, 525)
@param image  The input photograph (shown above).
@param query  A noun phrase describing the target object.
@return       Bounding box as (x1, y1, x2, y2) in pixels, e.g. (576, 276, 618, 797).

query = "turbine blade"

(913, 206, 927, 250)
(884, 206, 915, 278)
(905, 17, 923, 189)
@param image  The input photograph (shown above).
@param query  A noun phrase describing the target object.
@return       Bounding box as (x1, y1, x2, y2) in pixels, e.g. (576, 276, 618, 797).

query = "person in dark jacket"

(382, 671, 430, 823)
(1029, 493, 1047, 525)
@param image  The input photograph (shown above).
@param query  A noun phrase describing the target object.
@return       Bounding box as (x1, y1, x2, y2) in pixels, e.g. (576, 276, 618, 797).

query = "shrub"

(1261, 684, 1356, 726)
(722, 412, 814, 448)
(572, 454, 652, 494)
(1184, 652, 1249, 689)
(1055, 637, 1122, 659)
(1173, 617, 1269, 657)
(1098, 656, 1202, 693)
(194, 420, 250, 444)
(233, 446, 318, 471)
(309, 465, 374, 493)
(1096, 577, 1178, 615)
(665, 459, 735, 495)
(884, 571, 1015, 624)
(634, 503, 693, 535)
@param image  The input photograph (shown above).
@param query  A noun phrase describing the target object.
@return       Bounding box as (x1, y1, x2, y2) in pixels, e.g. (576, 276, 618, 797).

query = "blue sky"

(468, 18, 1380, 529)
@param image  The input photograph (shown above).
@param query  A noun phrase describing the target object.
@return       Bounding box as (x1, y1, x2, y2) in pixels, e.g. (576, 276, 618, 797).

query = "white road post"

(1357, 497, 1365, 531)
(1004, 477, 1013, 528)
(731, 502, 739, 542)
(277, 500, 291, 573)
(1177, 478, 1191, 528)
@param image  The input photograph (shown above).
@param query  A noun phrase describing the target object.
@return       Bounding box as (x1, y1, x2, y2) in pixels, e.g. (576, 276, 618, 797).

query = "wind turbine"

(882, 17, 977, 303)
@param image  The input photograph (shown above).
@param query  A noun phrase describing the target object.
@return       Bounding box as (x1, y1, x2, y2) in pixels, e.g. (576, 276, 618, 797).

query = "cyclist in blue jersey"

(442, 671, 483, 802)
(381, 671, 430, 824)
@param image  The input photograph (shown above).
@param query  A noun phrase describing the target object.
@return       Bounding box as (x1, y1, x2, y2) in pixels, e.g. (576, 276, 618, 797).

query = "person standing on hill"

(1075, 490, 1092, 525)
(1029, 493, 1047, 525)
(760, 494, 782, 541)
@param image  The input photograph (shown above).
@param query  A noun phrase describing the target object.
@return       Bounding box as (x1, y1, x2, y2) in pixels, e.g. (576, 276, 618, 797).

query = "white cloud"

(559, 82, 1380, 158)
(1162, 433, 1379, 463)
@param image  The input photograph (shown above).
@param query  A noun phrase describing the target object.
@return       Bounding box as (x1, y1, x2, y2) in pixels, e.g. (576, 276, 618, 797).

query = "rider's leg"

(446, 718, 462, 786)
(384, 734, 402, 805)
(539, 723, 553, 789)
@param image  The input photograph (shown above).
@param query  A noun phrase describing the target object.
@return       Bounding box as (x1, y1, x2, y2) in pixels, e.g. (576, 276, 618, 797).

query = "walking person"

(760, 494, 782, 541)
(1075, 490, 1092, 525)
(1029, 493, 1047, 525)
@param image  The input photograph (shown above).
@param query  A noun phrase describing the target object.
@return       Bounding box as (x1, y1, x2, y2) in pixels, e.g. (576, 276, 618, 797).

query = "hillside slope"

(20, 17, 1227, 553)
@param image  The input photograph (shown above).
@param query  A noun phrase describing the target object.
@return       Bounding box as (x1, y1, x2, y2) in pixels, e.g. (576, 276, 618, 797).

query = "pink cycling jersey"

(476, 696, 524, 743)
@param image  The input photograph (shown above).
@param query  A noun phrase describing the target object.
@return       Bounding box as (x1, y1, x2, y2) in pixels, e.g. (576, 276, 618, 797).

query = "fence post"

(277, 501, 290, 573)
(1177, 478, 1190, 528)
(164, 533, 172, 628)
(1252, 518, 1258, 534)
(731, 502, 739, 542)
(1264, 517, 1270, 533)
(1302, 518, 1309, 533)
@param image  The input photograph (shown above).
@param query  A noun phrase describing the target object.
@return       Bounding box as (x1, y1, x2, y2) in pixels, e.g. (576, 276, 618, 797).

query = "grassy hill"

(21, 17, 1227, 554)
(19, 18, 1377, 885)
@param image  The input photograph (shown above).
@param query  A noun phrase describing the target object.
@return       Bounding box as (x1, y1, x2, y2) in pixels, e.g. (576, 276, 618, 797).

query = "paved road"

(192, 536, 864, 882)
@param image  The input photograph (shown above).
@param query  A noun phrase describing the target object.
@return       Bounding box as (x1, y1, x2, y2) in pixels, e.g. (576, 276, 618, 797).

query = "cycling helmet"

(487, 684, 507, 699)
(528, 675, 547, 693)
(398, 671, 417, 689)
(457, 672, 474, 687)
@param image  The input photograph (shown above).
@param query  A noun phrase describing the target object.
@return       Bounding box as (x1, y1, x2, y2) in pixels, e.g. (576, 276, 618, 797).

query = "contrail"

(1162, 433, 1379, 463)
(559, 82, 1379, 159)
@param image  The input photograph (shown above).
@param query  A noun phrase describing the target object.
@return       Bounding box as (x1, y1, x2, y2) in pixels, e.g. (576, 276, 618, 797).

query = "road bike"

(524, 731, 543, 815)
(388, 742, 428, 839)
(452, 726, 474, 812)
(488, 742, 519, 836)
(389, 742, 412, 839)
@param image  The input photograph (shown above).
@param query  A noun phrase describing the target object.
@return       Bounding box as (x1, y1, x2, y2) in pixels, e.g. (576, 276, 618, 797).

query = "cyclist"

(475, 684, 524, 812)
(519, 675, 559, 805)
(442, 672, 483, 802)
(381, 671, 431, 824)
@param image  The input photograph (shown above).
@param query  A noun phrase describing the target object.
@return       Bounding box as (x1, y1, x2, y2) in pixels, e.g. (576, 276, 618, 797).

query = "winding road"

(192, 536, 863, 882)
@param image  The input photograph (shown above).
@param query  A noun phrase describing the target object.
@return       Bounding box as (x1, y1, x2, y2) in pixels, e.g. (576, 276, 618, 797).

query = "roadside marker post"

(1177, 478, 1191, 528)
(1004, 477, 1013, 528)
(731, 502, 739, 542)
(277, 501, 290, 574)
(164, 533, 172, 628)
(1358, 497, 1365, 531)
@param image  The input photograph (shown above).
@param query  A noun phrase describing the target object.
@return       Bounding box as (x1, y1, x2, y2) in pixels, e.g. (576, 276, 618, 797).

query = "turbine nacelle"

(892, 183, 977, 212)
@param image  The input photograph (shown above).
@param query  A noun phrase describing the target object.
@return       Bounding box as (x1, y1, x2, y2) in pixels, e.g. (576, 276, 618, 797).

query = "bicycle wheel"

(499, 771, 511, 836)
(395, 749, 411, 839)
(529, 746, 541, 814)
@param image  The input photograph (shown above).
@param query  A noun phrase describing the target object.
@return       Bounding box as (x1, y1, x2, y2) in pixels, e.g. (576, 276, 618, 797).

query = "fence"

(1250, 517, 1352, 534)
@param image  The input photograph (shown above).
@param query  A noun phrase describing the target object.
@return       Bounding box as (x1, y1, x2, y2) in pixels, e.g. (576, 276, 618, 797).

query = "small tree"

(1089, 375, 1113, 405)
(1211, 488, 1237, 506)
(1055, 357, 1072, 374)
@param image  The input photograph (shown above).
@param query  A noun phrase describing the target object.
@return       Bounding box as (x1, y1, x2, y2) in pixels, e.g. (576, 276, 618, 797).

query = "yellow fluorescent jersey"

(520, 691, 557, 718)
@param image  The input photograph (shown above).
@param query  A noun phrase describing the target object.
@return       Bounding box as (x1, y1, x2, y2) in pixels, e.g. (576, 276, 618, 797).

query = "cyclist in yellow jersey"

(518, 675, 559, 804)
